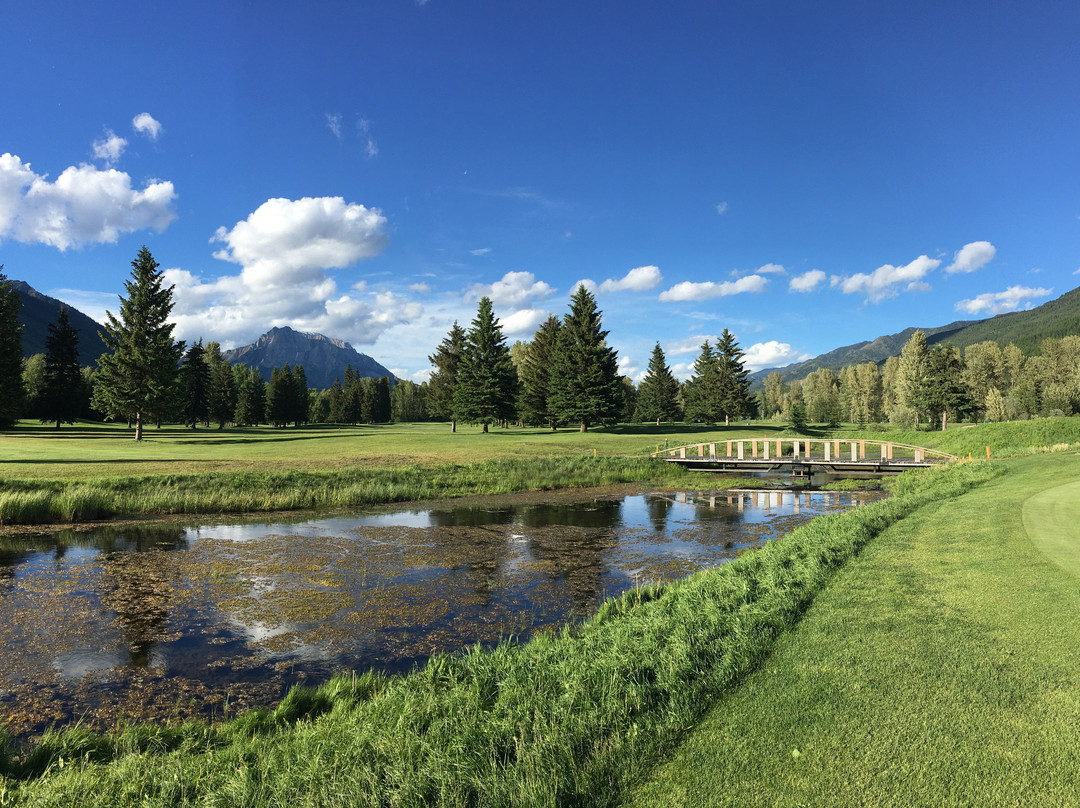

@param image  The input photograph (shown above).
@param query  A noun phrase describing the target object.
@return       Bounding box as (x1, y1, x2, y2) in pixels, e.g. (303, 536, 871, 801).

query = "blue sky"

(3, 1, 1079, 382)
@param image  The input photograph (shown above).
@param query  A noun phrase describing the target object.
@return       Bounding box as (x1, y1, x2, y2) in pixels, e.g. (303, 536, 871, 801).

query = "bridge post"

(763, 440, 770, 460)
(726, 440, 732, 458)
(775, 439, 781, 458)
(824, 441, 831, 461)
(738, 441, 744, 460)
(859, 440, 866, 459)
(793, 439, 800, 458)
(680, 447, 686, 459)
(709, 443, 716, 457)
(915, 448, 924, 462)
(851, 442, 858, 461)
(698, 444, 705, 457)
(752, 440, 758, 458)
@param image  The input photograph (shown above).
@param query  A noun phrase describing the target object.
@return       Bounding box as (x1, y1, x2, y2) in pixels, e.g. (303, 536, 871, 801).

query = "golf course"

(0, 418, 1078, 806)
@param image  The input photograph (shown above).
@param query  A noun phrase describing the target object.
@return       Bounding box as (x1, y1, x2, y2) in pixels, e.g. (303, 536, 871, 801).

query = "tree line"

(762, 328, 1080, 431)
(5, 247, 1080, 437)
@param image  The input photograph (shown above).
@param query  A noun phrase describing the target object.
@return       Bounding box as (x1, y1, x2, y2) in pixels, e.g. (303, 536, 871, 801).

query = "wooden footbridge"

(653, 438, 957, 476)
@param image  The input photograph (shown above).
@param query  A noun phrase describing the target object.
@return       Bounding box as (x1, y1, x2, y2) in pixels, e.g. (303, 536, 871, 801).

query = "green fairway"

(629, 451, 1080, 807)
(1023, 475, 1080, 577)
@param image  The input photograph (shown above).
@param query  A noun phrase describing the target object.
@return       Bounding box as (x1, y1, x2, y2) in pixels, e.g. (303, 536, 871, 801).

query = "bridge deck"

(653, 438, 956, 476)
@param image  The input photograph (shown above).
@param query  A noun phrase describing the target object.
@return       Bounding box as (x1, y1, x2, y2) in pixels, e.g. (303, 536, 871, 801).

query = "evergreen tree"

(920, 344, 972, 430)
(635, 342, 681, 425)
(518, 315, 562, 429)
(179, 340, 210, 428)
(453, 297, 518, 432)
(327, 378, 346, 423)
(205, 342, 236, 429)
(427, 322, 465, 432)
(267, 366, 290, 426)
(371, 375, 392, 423)
(548, 285, 621, 432)
(92, 248, 184, 439)
(715, 329, 753, 425)
(0, 269, 25, 428)
(291, 365, 309, 426)
(683, 341, 722, 423)
(39, 307, 83, 428)
(233, 365, 264, 426)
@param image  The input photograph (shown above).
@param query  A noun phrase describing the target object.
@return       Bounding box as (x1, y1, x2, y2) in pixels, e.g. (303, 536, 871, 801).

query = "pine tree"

(920, 344, 972, 431)
(371, 375, 392, 423)
(92, 247, 184, 440)
(518, 315, 561, 429)
(548, 285, 621, 432)
(39, 306, 83, 428)
(205, 342, 236, 429)
(0, 269, 25, 428)
(427, 322, 465, 432)
(683, 341, 722, 423)
(635, 342, 681, 425)
(715, 328, 753, 425)
(179, 340, 210, 428)
(292, 365, 309, 426)
(233, 365, 264, 426)
(453, 298, 518, 432)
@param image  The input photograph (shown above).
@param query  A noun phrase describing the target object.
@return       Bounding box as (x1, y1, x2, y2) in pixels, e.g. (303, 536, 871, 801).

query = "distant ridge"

(221, 326, 393, 389)
(11, 280, 110, 363)
(751, 284, 1080, 384)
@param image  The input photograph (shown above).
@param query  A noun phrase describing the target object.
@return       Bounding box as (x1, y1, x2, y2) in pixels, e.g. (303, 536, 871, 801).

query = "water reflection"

(0, 487, 873, 740)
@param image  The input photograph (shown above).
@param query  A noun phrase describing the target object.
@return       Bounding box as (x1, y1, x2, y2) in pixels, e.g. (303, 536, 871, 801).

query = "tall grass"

(0, 456, 694, 525)
(1, 460, 1000, 807)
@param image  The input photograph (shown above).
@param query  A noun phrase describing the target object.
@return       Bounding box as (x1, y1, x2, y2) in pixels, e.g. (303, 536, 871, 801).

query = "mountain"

(11, 280, 110, 363)
(221, 326, 393, 389)
(751, 284, 1080, 385)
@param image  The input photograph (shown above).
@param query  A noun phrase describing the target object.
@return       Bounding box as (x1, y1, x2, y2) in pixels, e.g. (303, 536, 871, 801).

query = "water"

(0, 486, 872, 739)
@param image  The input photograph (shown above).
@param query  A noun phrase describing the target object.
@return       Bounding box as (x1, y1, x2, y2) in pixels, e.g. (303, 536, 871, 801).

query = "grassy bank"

(0, 455, 701, 525)
(0, 460, 998, 806)
(631, 450, 1080, 806)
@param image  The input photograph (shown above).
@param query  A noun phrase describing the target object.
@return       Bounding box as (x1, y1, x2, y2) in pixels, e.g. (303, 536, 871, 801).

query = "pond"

(0, 486, 875, 740)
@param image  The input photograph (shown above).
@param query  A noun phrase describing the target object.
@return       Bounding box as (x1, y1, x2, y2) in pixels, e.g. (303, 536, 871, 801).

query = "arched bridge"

(653, 438, 957, 476)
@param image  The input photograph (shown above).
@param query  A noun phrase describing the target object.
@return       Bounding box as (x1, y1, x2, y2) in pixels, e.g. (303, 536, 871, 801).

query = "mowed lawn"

(0, 420, 786, 480)
(630, 450, 1080, 807)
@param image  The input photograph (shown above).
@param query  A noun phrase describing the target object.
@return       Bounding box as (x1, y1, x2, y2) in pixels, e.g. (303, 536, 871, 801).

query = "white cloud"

(365, 138, 379, 159)
(470, 247, 492, 256)
(132, 113, 163, 140)
(0, 152, 176, 250)
(665, 335, 715, 356)
(92, 130, 127, 165)
(659, 274, 768, 302)
(409, 282, 431, 293)
(499, 307, 551, 337)
(326, 113, 343, 141)
(945, 241, 996, 274)
(831, 254, 940, 303)
(212, 196, 388, 289)
(598, 265, 662, 293)
(468, 270, 556, 307)
(954, 285, 1051, 316)
(789, 269, 826, 292)
(160, 196, 396, 348)
(742, 341, 812, 371)
(754, 263, 787, 275)
(715, 202, 728, 215)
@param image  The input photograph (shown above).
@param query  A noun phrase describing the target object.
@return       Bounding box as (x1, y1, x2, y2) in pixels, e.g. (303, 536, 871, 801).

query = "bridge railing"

(652, 438, 957, 463)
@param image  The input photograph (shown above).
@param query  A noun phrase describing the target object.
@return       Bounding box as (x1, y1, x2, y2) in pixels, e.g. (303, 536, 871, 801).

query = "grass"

(0, 458, 999, 806)
(630, 449, 1080, 807)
